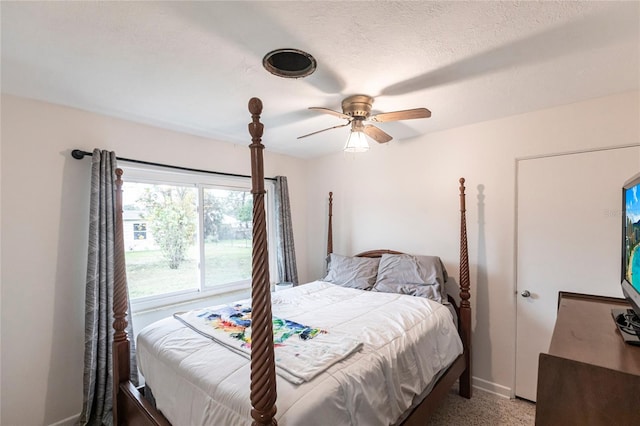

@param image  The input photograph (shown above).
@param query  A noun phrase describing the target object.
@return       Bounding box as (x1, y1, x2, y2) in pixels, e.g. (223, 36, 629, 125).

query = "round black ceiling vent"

(262, 48, 317, 79)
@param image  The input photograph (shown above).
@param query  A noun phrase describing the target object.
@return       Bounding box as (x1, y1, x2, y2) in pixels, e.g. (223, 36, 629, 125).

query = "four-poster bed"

(110, 98, 472, 425)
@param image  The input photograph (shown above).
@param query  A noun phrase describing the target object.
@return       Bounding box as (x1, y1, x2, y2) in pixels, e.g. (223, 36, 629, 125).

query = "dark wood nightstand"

(535, 292, 640, 426)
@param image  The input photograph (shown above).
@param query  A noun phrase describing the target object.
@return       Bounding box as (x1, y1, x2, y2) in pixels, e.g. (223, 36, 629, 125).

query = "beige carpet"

(428, 385, 536, 425)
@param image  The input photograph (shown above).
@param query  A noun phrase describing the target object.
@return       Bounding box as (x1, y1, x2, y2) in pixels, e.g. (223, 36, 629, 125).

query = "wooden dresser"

(535, 292, 640, 426)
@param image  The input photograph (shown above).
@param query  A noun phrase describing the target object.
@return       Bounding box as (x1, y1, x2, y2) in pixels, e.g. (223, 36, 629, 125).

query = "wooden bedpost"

(112, 169, 175, 426)
(248, 98, 278, 426)
(113, 168, 130, 424)
(327, 192, 333, 256)
(458, 177, 472, 398)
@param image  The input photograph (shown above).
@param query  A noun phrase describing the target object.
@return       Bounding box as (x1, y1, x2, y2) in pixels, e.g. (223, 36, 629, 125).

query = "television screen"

(624, 182, 640, 293)
(615, 174, 640, 345)
(621, 173, 640, 323)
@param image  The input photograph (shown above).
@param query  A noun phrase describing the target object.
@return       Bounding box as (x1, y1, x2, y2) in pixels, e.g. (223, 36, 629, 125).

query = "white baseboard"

(49, 413, 79, 426)
(472, 376, 512, 399)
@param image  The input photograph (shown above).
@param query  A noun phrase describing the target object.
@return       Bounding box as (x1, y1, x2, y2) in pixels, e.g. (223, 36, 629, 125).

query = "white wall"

(0, 95, 309, 426)
(305, 91, 640, 396)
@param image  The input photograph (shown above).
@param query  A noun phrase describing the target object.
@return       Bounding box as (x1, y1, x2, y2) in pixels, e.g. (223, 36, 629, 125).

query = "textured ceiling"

(2, 1, 639, 158)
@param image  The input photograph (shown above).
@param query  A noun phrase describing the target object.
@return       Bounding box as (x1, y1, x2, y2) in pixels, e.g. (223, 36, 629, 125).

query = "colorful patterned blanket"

(174, 303, 362, 384)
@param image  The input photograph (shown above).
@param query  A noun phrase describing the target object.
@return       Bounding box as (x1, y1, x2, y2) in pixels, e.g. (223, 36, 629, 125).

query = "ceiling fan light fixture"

(298, 95, 430, 150)
(262, 48, 316, 79)
(344, 130, 369, 153)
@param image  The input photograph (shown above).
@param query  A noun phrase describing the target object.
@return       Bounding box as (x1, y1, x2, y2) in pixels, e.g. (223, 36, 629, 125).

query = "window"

(133, 223, 147, 240)
(121, 163, 277, 310)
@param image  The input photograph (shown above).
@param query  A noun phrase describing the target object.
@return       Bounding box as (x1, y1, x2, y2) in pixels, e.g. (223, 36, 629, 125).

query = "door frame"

(512, 143, 640, 399)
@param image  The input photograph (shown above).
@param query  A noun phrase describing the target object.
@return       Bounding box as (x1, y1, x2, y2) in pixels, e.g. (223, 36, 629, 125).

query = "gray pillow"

(322, 253, 380, 290)
(372, 253, 448, 303)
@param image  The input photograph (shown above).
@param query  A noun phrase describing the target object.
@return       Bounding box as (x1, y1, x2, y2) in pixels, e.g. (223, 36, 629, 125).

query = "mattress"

(136, 281, 463, 426)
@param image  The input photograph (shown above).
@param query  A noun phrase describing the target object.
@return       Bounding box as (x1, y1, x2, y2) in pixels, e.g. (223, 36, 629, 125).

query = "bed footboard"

(117, 382, 170, 426)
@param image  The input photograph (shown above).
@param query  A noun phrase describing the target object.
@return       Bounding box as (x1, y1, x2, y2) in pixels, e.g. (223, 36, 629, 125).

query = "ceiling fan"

(297, 95, 431, 149)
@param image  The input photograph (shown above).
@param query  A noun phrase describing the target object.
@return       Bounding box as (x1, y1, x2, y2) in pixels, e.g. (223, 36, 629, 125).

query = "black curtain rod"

(71, 149, 276, 181)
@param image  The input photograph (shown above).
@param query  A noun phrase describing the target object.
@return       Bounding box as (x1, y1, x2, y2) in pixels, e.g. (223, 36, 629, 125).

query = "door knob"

(521, 290, 531, 298)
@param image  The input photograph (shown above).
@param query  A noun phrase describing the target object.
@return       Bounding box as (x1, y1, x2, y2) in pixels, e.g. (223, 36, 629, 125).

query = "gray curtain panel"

(79, 149, 138, 426)
(274, 176, 299, 285)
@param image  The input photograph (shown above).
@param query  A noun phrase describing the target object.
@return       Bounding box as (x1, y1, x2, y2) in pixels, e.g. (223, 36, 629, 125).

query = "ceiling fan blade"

(297, 122, 350, 139)
(308, 107, 352, 120)
(363, 125, 393, 144)
(369, 108, 431, 123)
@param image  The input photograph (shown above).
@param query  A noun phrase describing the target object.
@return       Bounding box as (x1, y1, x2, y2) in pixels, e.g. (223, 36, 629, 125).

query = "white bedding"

(137, 281, 463, 426)
(173, 302, 363, 384)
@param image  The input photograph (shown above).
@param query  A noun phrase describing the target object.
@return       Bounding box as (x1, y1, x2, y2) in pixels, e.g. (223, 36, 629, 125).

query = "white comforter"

(137, 281, 463, 426)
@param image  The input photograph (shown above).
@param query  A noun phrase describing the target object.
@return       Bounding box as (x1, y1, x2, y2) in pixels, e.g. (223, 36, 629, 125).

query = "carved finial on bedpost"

(248, 98, 265, 195)
(458, 177, 472, 398)
(327, 192, 333, 256)
(248, 98, 278, 426)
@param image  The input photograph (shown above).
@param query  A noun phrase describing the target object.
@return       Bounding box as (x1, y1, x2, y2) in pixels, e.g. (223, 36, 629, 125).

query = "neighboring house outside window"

(121, 163, 277, 311)
(133, 222, 147, 240)
(123, 211, 156, 251)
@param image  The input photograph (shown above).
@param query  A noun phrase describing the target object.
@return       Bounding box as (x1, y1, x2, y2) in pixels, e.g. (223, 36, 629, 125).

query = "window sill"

(131, 281, 252, 315)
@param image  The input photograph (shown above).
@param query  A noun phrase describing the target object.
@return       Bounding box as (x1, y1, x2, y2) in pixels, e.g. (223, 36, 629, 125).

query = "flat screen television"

(616, 171, 640, 344)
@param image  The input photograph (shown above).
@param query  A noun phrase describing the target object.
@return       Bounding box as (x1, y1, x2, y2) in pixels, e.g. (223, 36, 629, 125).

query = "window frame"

(121, 162, 277, 312)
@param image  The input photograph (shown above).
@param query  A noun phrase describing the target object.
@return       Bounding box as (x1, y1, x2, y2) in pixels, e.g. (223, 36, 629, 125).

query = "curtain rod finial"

(72, 149, 89, 160)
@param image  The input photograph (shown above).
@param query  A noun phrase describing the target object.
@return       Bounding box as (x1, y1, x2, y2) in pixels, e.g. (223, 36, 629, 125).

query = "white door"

(515, 146, 639, 401)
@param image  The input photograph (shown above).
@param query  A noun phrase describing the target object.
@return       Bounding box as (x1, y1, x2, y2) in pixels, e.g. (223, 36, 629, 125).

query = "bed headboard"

(355, 249, 404, 258)
(323, 179, 471, 400)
